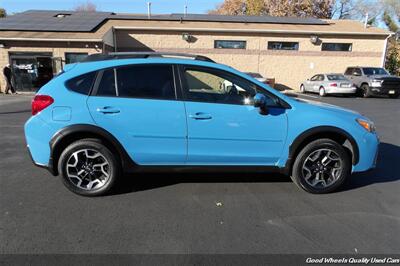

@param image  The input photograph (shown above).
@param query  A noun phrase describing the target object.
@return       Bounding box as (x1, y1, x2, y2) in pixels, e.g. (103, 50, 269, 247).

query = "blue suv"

(25, 52, 379, 196)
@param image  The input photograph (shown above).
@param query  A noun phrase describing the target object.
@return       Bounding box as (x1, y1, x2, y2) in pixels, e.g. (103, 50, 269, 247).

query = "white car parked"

(300, 73, 357, 97)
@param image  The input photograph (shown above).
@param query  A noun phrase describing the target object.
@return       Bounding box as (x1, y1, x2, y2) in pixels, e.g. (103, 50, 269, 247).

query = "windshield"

(327, 74, 346, 81)
(362, 68, 388, 75)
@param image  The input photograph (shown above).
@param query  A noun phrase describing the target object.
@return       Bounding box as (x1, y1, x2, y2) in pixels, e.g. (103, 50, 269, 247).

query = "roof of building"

(0, 10, 391, 40)
(0, 10, 113, 32)
(113, 13, 329, 25)
(0, 10, 329, 32)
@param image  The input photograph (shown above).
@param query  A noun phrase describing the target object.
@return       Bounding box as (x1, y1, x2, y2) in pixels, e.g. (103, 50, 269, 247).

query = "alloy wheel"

(66, 149, 110, 190)
(301, 148, 343, 189)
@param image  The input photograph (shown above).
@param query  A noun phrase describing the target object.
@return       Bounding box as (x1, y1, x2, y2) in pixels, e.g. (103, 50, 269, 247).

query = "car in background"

(344, 67, 400, 98)
(300, 74, 356, 97)
(246, 72, 275, 88)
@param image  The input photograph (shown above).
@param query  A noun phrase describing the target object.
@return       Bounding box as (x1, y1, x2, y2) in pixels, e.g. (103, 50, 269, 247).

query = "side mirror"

(253, 93, 269, 115)
(353, 72, 361, 76)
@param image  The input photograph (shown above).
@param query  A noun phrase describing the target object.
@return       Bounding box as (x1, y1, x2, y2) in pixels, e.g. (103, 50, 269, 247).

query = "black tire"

(291, 138, 351, 194)
(388, 93, 400, 99)
(360, 84, 372, 98)
(58, 138, 120, 196)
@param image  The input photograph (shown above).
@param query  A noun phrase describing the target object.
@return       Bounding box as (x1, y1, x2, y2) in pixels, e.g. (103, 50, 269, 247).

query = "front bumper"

(353, 131, 380, 172)
(370, 86, 399, 96)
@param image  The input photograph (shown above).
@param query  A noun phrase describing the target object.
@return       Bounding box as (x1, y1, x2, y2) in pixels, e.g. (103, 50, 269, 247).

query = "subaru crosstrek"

(24, 53, 379, 196)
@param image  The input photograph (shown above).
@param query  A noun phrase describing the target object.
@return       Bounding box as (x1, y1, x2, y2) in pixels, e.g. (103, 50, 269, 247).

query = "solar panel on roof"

(0, 10, 112, 32)
(0, 9, 328, 33)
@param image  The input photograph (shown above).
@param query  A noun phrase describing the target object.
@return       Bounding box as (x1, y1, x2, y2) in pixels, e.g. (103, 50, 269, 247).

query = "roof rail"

(82, 52, 215, 63)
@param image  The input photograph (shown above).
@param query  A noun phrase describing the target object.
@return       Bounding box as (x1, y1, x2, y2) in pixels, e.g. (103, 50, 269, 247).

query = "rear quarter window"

(65, 72, 96, 95)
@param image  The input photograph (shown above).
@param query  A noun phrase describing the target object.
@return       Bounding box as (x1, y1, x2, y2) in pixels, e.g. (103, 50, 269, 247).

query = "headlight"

(371, 80, 382, 87)
(356, 118, 376, 133)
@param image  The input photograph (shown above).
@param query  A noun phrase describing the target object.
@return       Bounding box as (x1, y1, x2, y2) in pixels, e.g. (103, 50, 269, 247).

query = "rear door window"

(116, 65, 175, 100)
(344, 68, 353, 75)
(97, 69, 117, 96)
(353, 68, 362, 76)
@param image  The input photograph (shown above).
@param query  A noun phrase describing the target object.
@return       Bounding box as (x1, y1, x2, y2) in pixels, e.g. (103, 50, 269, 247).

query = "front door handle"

(189, 112, 212, 120)
(96, 106, 120, 114)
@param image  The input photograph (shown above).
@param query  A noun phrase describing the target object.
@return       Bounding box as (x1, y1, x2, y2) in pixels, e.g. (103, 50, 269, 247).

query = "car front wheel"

(58, 138, 120, 196)
(291, 138, 351, 194)
(360, 84, 372, 98)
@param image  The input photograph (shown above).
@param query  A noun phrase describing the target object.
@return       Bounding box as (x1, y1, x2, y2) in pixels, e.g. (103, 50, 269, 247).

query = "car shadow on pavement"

(114, 142, 399, 195)
(115, 171, 291, 195)
(0, 109, 31, 115)
(341, 142, 400, 191)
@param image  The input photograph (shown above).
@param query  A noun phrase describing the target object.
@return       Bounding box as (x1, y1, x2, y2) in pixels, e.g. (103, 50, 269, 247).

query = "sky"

(0, 0, 223, 14)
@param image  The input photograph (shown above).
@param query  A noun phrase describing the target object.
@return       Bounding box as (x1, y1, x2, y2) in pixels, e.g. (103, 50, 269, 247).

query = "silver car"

(300, 73, 357, 97)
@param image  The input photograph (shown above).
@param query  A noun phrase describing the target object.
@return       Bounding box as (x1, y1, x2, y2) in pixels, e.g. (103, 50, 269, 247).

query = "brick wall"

(116, 30, 385, 90)
(0, 41, 101, 93)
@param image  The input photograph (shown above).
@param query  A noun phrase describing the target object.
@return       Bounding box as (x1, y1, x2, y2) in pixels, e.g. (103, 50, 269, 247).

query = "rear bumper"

(326, 87, 357, 94)
(24, 115, 57, 175)
(26, 144, 56, 175)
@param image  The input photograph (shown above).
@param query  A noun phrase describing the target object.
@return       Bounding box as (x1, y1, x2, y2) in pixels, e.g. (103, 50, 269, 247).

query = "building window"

(321, 43, 352, 51)
(214, 40, 246, 49)
(267, 41, 299, 50)
(65, 53, 88, 64)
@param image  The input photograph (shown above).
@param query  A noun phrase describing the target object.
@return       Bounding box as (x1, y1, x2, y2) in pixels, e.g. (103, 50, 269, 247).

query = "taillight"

(32, 95, 54, 115)
(329, 83, 338, 87)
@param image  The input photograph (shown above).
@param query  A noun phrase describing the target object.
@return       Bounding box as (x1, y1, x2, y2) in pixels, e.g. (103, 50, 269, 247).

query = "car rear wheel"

(360, 84, 372, 98)
(291, 138, 351, 194)
(58, 138, 120, 196)
(319, 87, 326, 97)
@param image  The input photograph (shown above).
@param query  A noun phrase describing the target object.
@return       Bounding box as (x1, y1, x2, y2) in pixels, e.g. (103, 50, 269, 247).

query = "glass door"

(9, 52, 53, 91)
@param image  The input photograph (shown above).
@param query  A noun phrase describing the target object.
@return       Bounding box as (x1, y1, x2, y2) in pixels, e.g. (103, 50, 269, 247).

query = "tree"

(209, 0, 335, 19)
(0, 8, 6, 18)
(209, 0, 246, 15)
(246, 0, 265, 15)
(74, 1, 97, 12)
(383, 11, 400, 75)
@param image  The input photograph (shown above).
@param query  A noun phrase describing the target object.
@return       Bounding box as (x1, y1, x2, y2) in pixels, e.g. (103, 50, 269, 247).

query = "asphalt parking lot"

(0, 93, 399, 255)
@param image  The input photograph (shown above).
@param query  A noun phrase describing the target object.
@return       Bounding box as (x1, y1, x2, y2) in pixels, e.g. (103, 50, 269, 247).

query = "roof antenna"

(364, 12, 368, 28)
(184, 0, 188, 17)
(147, 2, 151, 19)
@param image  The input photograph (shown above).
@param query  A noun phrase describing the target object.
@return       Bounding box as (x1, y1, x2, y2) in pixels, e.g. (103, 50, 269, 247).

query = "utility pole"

(184, 0, 188, 17)
(147, 2, 151, 19)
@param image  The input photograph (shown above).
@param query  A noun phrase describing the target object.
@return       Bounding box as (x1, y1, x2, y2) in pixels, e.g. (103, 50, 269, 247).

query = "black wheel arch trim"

(49, 124, 137, 176)
(283, 126, 359, 175)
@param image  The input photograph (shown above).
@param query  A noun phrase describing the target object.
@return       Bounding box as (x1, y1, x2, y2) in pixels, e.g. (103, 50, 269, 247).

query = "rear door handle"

(189, 112, 212, 120)
(96, 106, 120, 114)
